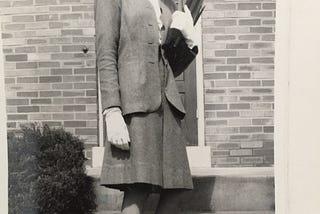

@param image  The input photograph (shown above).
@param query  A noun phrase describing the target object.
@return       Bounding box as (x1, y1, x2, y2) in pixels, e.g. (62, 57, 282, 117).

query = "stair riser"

(93, 176, 275, 212)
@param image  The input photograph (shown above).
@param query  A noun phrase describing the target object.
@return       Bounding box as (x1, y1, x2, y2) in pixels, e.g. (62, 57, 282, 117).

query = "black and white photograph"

(0, 0, 320, 213)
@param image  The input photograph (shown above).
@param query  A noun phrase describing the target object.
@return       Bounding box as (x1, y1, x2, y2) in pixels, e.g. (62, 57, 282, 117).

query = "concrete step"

(96, 212, 274, 214)
(88, 167, 275, 213)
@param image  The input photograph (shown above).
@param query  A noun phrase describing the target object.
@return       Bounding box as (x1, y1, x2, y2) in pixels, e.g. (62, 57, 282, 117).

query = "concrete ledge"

(87, 166, 274, 178)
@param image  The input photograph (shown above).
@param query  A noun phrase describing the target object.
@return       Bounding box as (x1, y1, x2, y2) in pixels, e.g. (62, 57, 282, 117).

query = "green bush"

(8, 125, 97, 214)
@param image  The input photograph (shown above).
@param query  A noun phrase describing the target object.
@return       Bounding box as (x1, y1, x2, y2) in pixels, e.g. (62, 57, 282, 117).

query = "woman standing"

(95, 0, 198, 213)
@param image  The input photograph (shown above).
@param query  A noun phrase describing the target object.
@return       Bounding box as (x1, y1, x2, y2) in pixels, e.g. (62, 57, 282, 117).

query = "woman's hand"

(170, 5, 196, 48)
(104, 107, 130, 150)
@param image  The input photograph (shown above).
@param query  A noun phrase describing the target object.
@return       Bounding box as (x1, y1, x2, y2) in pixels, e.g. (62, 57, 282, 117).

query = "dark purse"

(162, 0, 205, 75)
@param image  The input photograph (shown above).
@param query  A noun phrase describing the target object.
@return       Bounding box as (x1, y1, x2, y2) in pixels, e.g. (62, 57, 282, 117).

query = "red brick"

(15, 46, 36, 53)
(216, 65, 237, 72)
(75, 98, 96, 104)
(228, 73, 251, 79)
(50, 37, 72, 44)
(251, 42, 273, 49)
(31, 99, 52, 104)
(61, 29, 83, 36)
(230, 135, 249, 140)
(263, 126, 274, 133)
(241, 141, 263, 149)
(251, 11, 273, 17)
(5, 54, 28, 62)
(74, 68, 95, 74)
(238, 35, 260, 41)
(75, 113, 97, 120)
(252, 57, 274, 64)
(51, 68, 72, 75)
(250, 27, 273, 33)
(63, 91, 85, 97)
(214, 35, 236, 41)
(42, 121, 62, 127)
(263, 3, 276, 10)
(239, 19, 261, 26)
(227, 58, 250, 64)
(7, 114, 28, 120)
(35, 14, 58, 21)
(252, 88, 273, 93)
(217, 111, 239, 118)
(63, 105, 85, 112)
(214, 20, 237, 26)
(6, 99, 29, 106)
(60, 13, 82, 20)
(49, 5, 70, 11)
(17, 77, 38, 83)
(64, 121, 86, 127)
(17, 106, 40, 113)
(240, 126, 263, 133)
(238, 3, 261, 10)
(240, 96, 260, 101)
(72, 37, 95, 43)
(52, 98, 74, 104)
(12, 15, 34, 22)
(38, 46, 60, 53)
(72, 5, 94, 12)
(241, 157, 264, 165)
(52, 83, 73, 90)
(229, 103, 250, 110)
(74, 83, 96, 89)
(253, 148, 274, 156)
(40, 105, 63, 112)
(205, 104, 228, 111)
(35, 0, 57, 5)
(230, 149, 252, 156)
(27, 39, 48, 44)
(39, 61, 60, 68)
(215, 157, 240, 165)
(215, 50, 236, 57)
(206, 120, 228, 126)
(40, 91, 61, 97)
(204, 73, 227, 79)
(17, 91, 38, 97)
(39, 76, 62, 83)
(214, 3, 236, 10)
(239, 80, 261, 86)
(16, 62, 37, 69)
(75, 128, 97, 135)
(4, 24, 25, 31)
(53, 113, 74, 120)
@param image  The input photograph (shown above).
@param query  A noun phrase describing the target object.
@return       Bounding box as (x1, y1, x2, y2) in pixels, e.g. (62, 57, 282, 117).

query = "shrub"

(8, 124, 97, 214)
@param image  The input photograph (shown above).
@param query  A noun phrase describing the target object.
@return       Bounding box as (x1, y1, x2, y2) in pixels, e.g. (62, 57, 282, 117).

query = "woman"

(95, 0, 198, 213)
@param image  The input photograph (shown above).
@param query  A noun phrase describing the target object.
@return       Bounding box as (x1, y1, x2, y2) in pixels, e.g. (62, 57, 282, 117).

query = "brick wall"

(202, 0, 275, 167)
(1, 0, 97, 164)
(1, 0, 275, 168)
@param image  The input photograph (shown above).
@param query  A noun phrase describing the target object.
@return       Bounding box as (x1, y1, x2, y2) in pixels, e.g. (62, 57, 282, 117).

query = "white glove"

(170, 5, 196, 49)
(103, 107, 130, 150)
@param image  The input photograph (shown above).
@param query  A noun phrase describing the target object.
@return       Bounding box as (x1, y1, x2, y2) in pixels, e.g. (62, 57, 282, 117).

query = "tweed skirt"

(100, 48, 193, 192)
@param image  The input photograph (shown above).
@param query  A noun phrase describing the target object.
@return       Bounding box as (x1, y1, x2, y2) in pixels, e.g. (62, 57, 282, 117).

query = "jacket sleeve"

(95, 0, 121, 112)
(163, 28, 198, 78)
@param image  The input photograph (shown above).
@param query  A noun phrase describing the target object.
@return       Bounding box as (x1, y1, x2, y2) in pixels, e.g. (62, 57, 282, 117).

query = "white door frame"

(0, 26, 9, 214)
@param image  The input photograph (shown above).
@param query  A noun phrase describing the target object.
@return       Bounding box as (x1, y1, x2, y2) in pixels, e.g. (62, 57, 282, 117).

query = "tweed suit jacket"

(95, 0, 197, 117)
